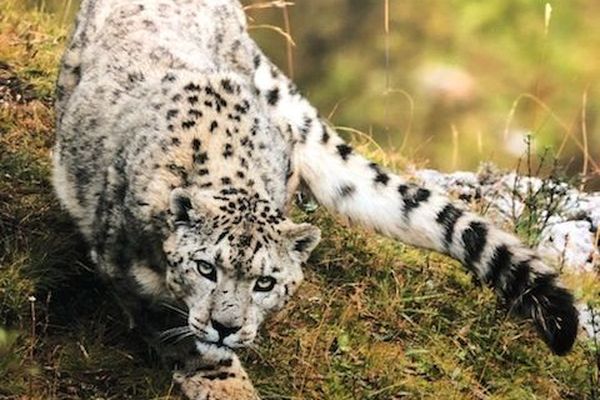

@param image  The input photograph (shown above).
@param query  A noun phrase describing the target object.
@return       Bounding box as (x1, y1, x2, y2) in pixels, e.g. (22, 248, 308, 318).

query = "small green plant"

(510, 135, 574, 247)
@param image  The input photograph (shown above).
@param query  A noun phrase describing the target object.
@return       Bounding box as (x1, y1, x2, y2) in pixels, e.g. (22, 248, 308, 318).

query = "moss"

(0, 2, 597, 399)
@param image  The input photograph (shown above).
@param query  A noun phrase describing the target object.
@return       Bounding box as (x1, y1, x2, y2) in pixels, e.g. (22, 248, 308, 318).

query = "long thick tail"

(250, 52, 578, 355)
(297, 126, 577, 354)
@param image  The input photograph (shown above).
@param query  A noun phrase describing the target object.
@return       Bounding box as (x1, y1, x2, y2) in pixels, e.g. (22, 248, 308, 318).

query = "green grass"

(1, 2, 598, 399)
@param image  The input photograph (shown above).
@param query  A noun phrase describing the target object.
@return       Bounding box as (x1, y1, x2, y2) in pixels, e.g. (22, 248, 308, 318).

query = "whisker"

(160, 301, 189, 317)
(159, 326, 191, 342)
(173, 331, 197, 344)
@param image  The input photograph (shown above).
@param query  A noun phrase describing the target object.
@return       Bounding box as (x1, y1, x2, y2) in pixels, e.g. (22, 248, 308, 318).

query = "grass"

(1, 2, 599, 399)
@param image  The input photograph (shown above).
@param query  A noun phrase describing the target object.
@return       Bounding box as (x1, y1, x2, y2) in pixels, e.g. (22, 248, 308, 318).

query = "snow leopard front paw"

(174, 343, 260, 400)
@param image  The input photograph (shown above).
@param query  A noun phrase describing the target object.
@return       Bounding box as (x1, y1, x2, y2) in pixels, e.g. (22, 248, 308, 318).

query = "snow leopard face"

(163, 188, 320, 348)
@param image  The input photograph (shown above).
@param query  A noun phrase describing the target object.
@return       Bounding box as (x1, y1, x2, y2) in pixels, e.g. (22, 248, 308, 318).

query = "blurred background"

(25, 0, 600, 188)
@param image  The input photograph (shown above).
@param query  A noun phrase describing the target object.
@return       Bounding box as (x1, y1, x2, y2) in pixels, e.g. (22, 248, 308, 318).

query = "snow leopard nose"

(211, 319, 241, 341)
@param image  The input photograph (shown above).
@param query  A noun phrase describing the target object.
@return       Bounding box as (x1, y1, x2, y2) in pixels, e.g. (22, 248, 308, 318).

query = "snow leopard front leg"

(175, 344, 260, 400)
(251, 54, 578, 356)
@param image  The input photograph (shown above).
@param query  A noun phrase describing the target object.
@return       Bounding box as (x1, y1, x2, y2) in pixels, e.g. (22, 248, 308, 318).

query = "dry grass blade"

(244, 1, 294, 11)
(247, 24, 296, 47)
(281, 2, 294, 78)
(334, 125, 389, 165)
(580, 88, 589, 190)
(381, 88, 415, 153)
(451, 124, 459, 170)
(504, 92, 600, 174)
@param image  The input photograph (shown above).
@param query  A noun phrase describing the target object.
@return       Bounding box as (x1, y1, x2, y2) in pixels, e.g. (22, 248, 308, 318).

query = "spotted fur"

(54, 0, 578, 398)
(174, 343, 259, 400)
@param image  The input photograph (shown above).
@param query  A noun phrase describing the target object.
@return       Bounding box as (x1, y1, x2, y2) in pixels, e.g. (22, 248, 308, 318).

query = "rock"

(414, 166, 599, 275)
(578, 304, 600, 344)
(538, 221, 597, 273)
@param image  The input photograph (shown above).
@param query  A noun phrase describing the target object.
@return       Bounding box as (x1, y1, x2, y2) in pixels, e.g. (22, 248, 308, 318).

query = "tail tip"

(527, 278, 579, 356)
(543, 305, 578, 356)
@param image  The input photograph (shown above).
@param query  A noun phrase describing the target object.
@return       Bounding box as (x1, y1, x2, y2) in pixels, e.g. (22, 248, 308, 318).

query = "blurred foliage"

(24, 0, 600, 187)
(246, 0, 600, 188)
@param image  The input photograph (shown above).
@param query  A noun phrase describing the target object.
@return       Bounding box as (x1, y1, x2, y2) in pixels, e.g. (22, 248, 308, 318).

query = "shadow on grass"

(0, 97, 175, 398)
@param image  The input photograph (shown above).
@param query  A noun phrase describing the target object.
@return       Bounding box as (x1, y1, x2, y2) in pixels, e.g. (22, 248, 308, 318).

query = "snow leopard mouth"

(196, 338, 243, 350)
(194, 340, 239, 357)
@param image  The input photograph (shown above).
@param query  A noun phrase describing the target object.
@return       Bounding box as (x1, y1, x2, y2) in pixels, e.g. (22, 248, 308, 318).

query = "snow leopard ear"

(170, 188, 193, 226)
(282, 223, 321, 263)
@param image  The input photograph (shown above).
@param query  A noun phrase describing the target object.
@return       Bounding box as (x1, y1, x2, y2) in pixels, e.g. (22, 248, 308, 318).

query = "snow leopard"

(53, 0, 579, 398)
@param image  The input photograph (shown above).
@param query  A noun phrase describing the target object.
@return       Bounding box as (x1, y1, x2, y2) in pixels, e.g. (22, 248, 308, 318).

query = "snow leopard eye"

(196, 260, 217, 282)
(253, 276, 276, 292)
